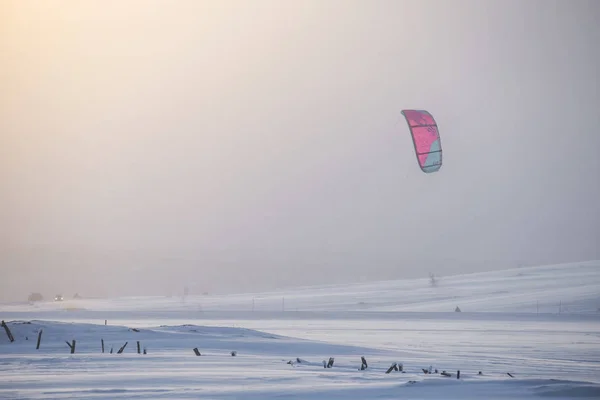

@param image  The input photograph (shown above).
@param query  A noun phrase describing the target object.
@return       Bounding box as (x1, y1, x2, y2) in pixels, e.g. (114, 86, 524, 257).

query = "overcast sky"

(1, 0, 599, 301)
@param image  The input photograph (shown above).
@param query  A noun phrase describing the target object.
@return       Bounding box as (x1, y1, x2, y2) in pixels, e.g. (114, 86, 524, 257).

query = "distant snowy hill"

(3, 260, 598, 315)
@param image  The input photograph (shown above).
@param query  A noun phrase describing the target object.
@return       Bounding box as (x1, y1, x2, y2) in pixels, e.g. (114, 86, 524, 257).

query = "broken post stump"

(36, 330, 43, 350)
(385, 363, 398, 374)
(137, 341, 141, 354)
(193, 348, 201, 356)
(117, 342, 128, 354)
(143, 347, 147, 355)
(457, 370, 460, 379)
(1, 321, 15, 343)
(101, 339, 104, 353)
(65, 340, 76, 354)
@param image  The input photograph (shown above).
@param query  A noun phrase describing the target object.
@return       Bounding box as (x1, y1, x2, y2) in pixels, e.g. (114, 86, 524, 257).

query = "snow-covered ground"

(1, 261, 599, 399)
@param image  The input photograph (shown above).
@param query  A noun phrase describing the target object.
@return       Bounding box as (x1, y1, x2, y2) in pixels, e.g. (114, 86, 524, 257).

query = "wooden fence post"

(36, 330, 43, 349)
(1, 321, 15, 342)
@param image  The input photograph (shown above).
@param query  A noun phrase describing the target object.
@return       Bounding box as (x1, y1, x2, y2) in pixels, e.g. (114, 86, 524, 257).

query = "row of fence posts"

(2, 320, 147, 354)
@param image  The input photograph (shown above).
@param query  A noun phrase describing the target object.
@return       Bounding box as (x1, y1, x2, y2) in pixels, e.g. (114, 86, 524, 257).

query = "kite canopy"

(401, 109, 442, 173)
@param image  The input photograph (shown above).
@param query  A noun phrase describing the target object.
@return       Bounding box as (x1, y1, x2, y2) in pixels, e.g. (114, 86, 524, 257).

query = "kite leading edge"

(401, 109, 442, 173)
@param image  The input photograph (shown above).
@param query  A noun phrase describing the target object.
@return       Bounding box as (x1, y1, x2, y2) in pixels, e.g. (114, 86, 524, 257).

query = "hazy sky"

(1, 0, 599, 301)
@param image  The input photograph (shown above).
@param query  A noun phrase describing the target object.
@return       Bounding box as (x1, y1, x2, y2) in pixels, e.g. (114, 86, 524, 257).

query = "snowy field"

(1, 261, 600, 399)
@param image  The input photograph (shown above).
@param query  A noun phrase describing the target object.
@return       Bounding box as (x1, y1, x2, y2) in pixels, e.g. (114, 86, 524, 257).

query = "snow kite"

(401, 109, 442, 173)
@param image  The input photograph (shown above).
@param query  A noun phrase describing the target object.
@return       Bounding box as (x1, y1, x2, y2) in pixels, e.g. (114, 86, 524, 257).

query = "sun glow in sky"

(1, 0, 599, 300)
